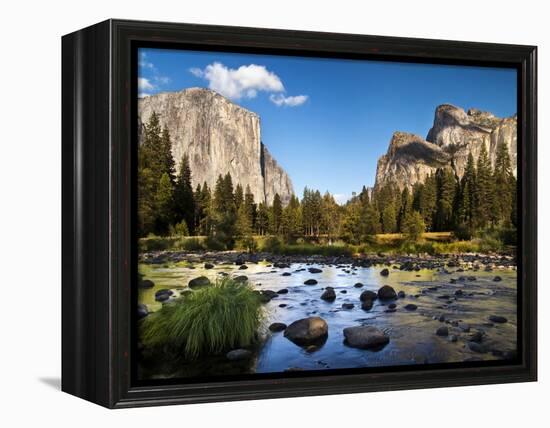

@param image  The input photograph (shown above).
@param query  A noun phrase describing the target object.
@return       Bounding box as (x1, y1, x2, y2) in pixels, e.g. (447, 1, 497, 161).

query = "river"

(138, 257, 517, 378)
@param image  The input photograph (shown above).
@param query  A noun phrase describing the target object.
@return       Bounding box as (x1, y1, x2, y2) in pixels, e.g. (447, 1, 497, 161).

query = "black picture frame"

(62, 19, 537, 408)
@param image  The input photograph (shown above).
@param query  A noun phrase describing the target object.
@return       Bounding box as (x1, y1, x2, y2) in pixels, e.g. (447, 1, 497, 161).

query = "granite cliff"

(374, 104, 517, 191)
(138, 88, 294, 205)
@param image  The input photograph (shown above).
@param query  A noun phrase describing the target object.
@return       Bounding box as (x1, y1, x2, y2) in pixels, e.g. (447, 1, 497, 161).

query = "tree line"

(139, 112, 517, 248)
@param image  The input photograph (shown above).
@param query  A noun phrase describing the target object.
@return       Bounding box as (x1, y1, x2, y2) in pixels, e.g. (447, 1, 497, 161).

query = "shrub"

(453, 223, 474, 241)
(236, 236, 258, 253)
(260, 236, 283, 253)
(172, 220, 189, 237)
(178, 237, 204, 252)
(139, 236, 177, 252)
(140, 278, 263, 359)
(477, 236, 504, 253)
(204, 234, 227, 251)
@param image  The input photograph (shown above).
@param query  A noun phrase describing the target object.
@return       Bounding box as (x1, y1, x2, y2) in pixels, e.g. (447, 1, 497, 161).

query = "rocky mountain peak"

(375, 104, 517, 191)
(138, 88, 293, 205)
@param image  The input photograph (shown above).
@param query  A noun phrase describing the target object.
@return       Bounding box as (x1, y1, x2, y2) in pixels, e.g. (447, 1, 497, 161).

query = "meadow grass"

(140, 277, 263, 359)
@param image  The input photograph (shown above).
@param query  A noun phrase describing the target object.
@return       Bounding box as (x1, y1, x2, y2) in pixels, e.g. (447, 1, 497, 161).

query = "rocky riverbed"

(138, 251, 517, 379)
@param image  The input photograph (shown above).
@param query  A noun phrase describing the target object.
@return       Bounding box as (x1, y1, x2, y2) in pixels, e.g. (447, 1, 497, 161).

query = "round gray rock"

(343, 326, 390, 349)
(226, 349, 252, 361)
(284, 317, 328, 346)
(188, 276, 211, 289)
(377, 285, 397, 300)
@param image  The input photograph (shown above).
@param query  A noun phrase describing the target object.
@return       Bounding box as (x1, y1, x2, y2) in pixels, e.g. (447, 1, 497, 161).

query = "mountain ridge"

(374, 104, 517, 191)
(138, 87, 294, 205)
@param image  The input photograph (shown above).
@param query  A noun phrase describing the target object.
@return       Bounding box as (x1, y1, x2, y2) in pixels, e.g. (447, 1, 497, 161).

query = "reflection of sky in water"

(139, 261, 517, 374)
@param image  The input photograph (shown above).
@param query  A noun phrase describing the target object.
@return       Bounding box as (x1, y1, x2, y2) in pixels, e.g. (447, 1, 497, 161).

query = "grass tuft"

(140, 277, 263, 360)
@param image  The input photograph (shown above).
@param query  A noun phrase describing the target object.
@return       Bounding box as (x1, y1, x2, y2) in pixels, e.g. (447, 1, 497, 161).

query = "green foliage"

(140, 278, 263, 359)
(402, 211, 425, 242)
(179, 237, 205, 251)
(281, 195, 303, 243)
(204, 234, 227, 251)
(453, 223, 474, 241)
(382, 203, 397, 233)
(270, 193, 283, 234)
(173, 154, 195, 235)
(255, 202, 270, 235)
(171, 219, 189, 237)
(154, 172, 175, 234)
(260, 236, 284, 253)
(474, 143, 494, 228)
(236, 236, 258, 253)
(137, 113, 177, 236)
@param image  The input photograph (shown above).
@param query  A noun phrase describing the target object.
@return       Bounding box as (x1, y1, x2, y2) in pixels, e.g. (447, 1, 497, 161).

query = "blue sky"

(138, 48, 517, 203)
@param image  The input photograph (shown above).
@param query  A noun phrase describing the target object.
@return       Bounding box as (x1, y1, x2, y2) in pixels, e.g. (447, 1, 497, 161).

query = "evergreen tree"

(234, 184, 244, 210)
(320, 192, 340, 240)
(198, 181, 213, 235)
(256, 202, 270, 235)
(137, 167, 156, 236)
(173, 154, 195, 235)
(474, 143, 494, 228)
(270, 193, 283, 234)
(402, 211, 425, 241)
(160, 127, 176, 183)
(398, 187, 413, 232)
(281, 195, 303, 243)
(211, 173, 237, 248)
(341, 201, 362, 244)
(457, 152, 476, 230)
(418, 173, 437, 230)
(434, 168, 456, 231)
(154, 172, 174, 234)
(362, 203, 381, 236)
(382, 203, 397, 233)
(243, 185, 256, 230)
(493, 142, 514, 225)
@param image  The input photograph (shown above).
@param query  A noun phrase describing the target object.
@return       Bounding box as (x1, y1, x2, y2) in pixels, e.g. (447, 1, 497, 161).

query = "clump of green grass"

(140, 278, 263, 360)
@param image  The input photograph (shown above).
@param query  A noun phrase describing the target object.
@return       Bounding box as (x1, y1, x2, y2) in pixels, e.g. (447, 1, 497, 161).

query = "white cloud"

(189, 67, 204, 78)
(190, 62, 285, 99)
(269, 94, 308, 107)
(139, 52, 155, 70)
(333, 193, 351, 205)
(138, 77, 154, 91)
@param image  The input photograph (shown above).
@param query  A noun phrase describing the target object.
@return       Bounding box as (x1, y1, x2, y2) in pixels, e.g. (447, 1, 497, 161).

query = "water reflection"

(139, 260, 517, 376)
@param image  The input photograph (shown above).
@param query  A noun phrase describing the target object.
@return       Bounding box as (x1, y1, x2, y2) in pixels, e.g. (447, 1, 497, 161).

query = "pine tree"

(243, 185, 256, 230)
(434, 168, 456, 231)
(362, 203, 381, 236)
(211, 173, 237, 247)
(234, 184, 244, 210)
(320, 192, 340, 240)
(474, 143, 494, 228)
(173, 154, 195, 235)
(197, 181, 213, 236)
(256, 202, 270, 235)
(341, 201, 362, 244)
(493, 142, 514, 225)
(419, 173, 437, 230)
(281, 195, 302, 243)
(270, 193, 283, 234)
(402, 211, 426, 241)
(398, 187, 413, 232)
(457, 152, 476, 230)
(382, 203, 397, 233)
(160, 127, 176, 183)
(154, 172, 174, 235)
(137, 167, 156, 236)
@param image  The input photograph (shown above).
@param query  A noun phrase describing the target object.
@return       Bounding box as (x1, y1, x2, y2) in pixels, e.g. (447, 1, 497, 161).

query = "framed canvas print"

(62, 19, 537, 408)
